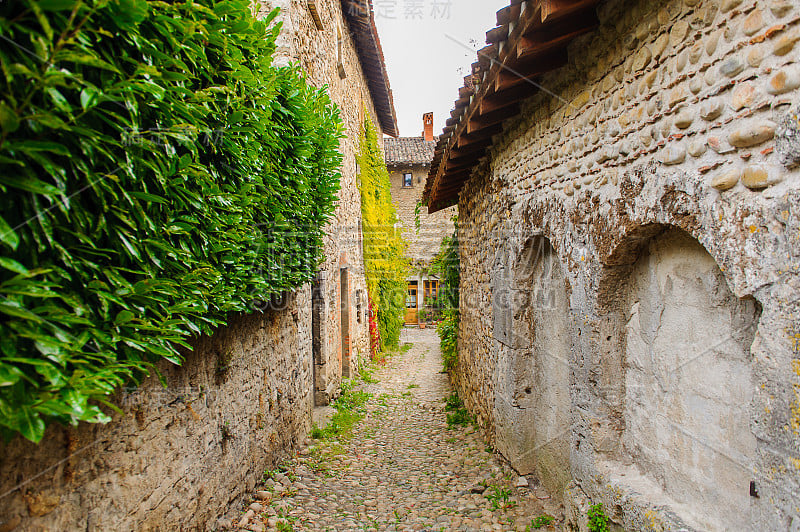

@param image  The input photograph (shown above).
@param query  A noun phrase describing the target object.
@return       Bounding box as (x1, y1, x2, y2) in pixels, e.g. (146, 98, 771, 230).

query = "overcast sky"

(373, 0, 510, 138)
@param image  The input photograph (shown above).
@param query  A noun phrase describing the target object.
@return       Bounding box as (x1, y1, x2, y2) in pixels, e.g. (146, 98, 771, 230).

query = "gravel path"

(229, 328, 561, 531)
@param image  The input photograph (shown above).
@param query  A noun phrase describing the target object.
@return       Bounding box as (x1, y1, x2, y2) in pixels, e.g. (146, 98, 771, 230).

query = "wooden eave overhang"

(341, 0, 399, 137)
(423, 0, 601, 212)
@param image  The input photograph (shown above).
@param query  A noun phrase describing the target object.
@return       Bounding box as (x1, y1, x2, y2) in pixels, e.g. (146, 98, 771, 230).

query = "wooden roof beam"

(442, 167, 472, 180)
(480, 84, 536, 114)
(445, 155, 482, 173)
(477, 44, 498, 69)
(450, 140, 493, 158)
(493, 49, 568, 92)
(486, 24, 510, 45)
(541, 0, 600, 24)
(496, 3, 521, 26)
(517, 9, 599, 60)
(467, 104, 520, 134)
(457, 124, 504, 148)
(439, 176, 472, 191)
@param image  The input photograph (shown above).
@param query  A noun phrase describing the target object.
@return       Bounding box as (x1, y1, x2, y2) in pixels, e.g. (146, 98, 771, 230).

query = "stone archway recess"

(601, 227, 761, 531)
(492, 236, 572, 500)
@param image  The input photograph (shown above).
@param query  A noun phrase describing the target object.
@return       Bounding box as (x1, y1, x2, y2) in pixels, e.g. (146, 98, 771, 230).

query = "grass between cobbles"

(444, 391, 475, 429)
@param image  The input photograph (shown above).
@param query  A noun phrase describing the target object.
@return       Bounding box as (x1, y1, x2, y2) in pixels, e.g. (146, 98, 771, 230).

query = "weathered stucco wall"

(454, 0, 800, 529)
(0, 292, 312, 531)
(620, 229, 760, 530)
(491, 236, 572, 500)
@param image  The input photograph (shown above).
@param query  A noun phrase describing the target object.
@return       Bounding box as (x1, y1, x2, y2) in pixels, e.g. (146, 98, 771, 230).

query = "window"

(407, 283, 418, 308)
(307, 0, 324, 30)
(403, 173, 413, 187)
(336, 25, 346, 78)
(424, 280, 439, 305)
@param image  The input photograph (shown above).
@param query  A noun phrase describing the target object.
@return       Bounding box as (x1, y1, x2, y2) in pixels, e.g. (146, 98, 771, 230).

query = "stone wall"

(389, 165, 456, 266)
(454, 0, 800, 530)
(262, 0, 381, 401)
(0, 292, 312, 531)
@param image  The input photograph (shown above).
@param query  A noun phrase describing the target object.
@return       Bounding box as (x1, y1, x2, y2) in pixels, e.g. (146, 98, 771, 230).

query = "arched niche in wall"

(492, 235, 572, 500)
(599, 226, 761, 531)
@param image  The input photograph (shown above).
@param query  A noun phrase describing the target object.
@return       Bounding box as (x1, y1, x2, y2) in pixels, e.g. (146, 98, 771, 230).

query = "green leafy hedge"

(357, 116, 407, 352)
(0, 0, 343, 442)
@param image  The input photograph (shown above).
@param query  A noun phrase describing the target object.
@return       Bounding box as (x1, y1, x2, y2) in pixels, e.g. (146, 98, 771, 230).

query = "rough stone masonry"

(426, 0, 800, 530)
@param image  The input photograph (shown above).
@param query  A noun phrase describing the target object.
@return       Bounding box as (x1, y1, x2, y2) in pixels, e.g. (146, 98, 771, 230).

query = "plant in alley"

(587, 503, 610, 532)
(430, 219, 459, 371)
(444, 391, 473, 428)
(310, 380, 371, 441)
(485, 485, 515, 511)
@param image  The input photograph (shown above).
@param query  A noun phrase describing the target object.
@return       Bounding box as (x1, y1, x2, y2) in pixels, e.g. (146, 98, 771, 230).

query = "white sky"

(373, 0, 510, 138)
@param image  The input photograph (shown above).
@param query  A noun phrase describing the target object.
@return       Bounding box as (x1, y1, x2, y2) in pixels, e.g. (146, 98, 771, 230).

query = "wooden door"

(405, 282, 418, 325)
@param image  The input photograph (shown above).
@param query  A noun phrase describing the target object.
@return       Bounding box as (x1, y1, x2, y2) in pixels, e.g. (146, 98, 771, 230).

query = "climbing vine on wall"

(0, 0, 343, 442)
(357, 116, 408, 353)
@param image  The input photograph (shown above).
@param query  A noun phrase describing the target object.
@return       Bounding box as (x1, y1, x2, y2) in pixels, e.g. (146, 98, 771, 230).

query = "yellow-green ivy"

(357, 116, 408, 352)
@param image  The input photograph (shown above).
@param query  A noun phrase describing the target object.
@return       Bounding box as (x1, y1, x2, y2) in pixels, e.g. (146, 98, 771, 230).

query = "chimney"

(423, 112, 434, 142)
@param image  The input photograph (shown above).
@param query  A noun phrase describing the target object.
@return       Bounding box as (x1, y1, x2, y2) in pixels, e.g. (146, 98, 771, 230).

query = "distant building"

(384, 113, 456, 326)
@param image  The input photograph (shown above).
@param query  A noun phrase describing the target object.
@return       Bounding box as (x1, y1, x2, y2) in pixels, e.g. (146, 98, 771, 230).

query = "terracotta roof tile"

(384, 137, 436, 166)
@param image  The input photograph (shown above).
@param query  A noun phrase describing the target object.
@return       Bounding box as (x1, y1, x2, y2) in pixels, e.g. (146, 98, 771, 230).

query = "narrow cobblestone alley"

(229, 328, 561, 531)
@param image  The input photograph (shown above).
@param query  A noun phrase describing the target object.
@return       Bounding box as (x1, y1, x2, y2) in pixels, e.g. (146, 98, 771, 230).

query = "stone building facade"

(425, 0, 800, 530)
(385, 114, 456, 324)
(0, 1, 397, 530)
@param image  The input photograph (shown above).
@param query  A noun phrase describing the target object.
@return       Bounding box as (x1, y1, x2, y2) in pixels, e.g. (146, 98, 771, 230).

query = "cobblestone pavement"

(230, 328, 561, 531)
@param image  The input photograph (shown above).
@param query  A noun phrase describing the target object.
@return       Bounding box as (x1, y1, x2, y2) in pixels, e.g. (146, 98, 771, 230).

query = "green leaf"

(0, 215, 19, 250)
(0, 301, 43, 322)
(16, 406, 46, 443)
(0, 174, 61, 196)
(116, 231, 141, 261)
(0, 102, 20, 133)
(0, 364, 25, 386)
(129, 191, 168, 204)
(38, 0, 77, 10)
(55, 51, 119, 72)
(0, 257, 28, 275)
(115, 310, 135, 324)
(115, 0, 149, 23)
(5, 140, 70, 156)
(46, 88, 71, 114)
(79, 88, 99, 111)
